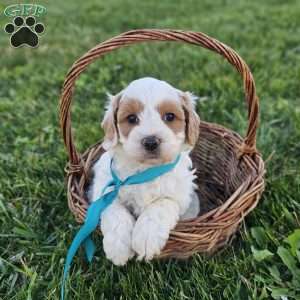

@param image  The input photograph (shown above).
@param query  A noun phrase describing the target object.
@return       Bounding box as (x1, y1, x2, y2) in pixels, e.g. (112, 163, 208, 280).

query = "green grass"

(0, 0, 300, 299)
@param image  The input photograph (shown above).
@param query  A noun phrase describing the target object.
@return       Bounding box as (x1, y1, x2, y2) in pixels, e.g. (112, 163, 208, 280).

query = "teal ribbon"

(61, 154, 181, 299)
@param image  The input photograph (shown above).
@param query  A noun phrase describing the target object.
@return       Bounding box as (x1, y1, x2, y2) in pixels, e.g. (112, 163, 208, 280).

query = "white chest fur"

(89, 151, 198, 219)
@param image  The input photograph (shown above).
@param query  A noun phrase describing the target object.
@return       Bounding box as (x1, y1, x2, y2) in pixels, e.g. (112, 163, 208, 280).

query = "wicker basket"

(59, 29, 265, 258)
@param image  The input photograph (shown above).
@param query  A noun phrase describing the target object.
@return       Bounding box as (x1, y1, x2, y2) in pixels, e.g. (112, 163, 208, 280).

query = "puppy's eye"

(163, 112, 175, 122)
(127, 114, 139, 124)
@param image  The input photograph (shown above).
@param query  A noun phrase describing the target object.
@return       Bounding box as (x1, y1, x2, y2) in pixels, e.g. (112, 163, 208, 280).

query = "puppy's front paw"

(132, 216, 169, 261)
(100, 202, 136, 266)
(103, 232, 134, 266)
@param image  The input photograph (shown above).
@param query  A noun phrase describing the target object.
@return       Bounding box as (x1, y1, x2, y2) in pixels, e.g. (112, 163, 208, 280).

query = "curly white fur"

(89, 77, 200, 265)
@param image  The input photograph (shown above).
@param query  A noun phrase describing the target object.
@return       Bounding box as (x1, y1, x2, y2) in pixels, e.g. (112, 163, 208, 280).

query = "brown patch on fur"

(117, 98, 144, 137)
(101, 94, 121, 149)
(180, 92, 200, 146)
(157, 100, 185, 134)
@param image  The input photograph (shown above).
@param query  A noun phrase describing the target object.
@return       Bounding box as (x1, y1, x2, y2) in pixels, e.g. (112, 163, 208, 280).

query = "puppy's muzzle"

(141, 135, 161, 152)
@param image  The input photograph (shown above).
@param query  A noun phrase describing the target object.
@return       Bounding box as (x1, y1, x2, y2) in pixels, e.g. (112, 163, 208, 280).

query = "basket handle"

(59, 29, 259, 166)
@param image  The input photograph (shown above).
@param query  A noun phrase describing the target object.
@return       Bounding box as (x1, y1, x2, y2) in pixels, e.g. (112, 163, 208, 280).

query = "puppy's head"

(101, 77, 200, 164)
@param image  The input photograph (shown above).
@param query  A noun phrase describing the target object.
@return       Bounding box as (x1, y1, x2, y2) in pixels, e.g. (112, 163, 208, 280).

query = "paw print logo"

(4, 16, 45, 48)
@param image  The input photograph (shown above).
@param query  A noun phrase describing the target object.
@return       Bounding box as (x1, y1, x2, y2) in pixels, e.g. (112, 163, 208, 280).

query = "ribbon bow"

(61, 154, 181, 299)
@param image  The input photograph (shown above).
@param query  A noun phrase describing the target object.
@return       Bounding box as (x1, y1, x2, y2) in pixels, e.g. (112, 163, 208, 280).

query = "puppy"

(89, 77, 200, 265)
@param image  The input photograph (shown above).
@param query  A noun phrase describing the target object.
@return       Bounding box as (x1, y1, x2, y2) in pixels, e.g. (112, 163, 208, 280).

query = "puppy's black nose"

(141, 136, 160, 152)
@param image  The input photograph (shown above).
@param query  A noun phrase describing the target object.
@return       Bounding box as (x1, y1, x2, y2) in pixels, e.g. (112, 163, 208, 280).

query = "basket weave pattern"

(59, 29, 265, 258)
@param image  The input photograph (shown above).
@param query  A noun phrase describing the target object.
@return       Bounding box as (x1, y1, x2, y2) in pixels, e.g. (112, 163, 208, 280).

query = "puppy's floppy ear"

(180, 91, 200, 147)
(101, 92, 122, 150)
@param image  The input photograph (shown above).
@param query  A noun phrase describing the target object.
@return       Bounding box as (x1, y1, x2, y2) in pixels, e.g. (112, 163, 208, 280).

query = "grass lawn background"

(0, 0, 299, 299)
